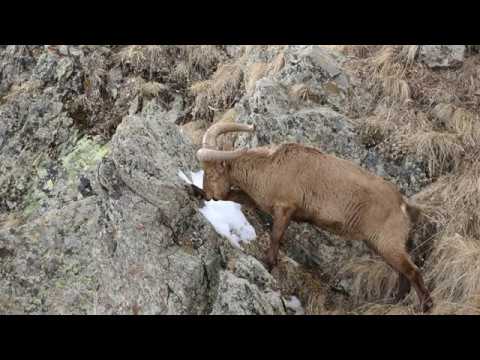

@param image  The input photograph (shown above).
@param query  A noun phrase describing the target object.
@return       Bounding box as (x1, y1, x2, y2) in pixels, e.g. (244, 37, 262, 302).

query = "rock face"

(0, 45, 450, 314)
(0, 101, 290, 314)
(419, 45, 466, 69)
(0, 46, 295, 314)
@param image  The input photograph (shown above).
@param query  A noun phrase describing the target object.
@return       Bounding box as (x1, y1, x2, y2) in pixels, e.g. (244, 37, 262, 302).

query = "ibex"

(195, 122, 433, 313)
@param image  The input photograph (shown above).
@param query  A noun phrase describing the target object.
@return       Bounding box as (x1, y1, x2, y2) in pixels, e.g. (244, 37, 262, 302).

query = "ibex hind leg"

(377, 242, 433, 313)
(396, 274, 411, 302)
(395, 236, 413, 302)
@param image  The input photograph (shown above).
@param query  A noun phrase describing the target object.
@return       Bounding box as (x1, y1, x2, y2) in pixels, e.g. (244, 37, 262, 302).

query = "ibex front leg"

(265, 206, 294, 271)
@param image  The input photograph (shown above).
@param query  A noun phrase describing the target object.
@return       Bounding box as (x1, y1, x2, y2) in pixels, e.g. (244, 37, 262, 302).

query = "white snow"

(178, 169, 256, 248)
(284, 295, 305, 315)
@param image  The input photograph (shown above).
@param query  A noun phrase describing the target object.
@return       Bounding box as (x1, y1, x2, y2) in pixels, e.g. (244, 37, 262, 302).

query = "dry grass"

(426, 233, 480, 303)
(368, 46, 420, 104)
(272, 258, 328, 315)
(190, 63, 243, 121)
(352, 303, 417, 315)
(381, 76, 411, 102)
(331, 45, 480, 314)
(268, 51, 286, 74)
(0, 212, 25, 230)
(139, 81, 169, 98)
(447, 167, 480, 238)
(116, 45, 174, 81)
(337, 45, 381, 59)
(339, 257, 399, 306)
(357, 115, 396, 148)
(430, 299, 480, 315)
(289, 83, 324, 105)
(174, 45, 227, 82)
(405, 131, 465, 177)
(1, 79, 43, 103)
(116, 45, 226, 84)
(448, 107, 480, 146)
(399, 157, 480, 314)
(413, 162, 480, 240)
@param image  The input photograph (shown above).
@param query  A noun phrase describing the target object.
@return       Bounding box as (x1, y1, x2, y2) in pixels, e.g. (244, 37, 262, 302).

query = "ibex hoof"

(421, 297, 434, 313)
(264, 255, 278, 273)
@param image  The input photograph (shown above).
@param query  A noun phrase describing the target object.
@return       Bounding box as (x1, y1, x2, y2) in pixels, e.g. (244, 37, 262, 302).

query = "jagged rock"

(95, 100, 286, 314)
(55, 57, 74, 82)
(0, 198, 99, 314)
(419, 45, 466, 69)
(0, 87, 290, 314)
(210, 270, 286, 315)
(0, 45, 454, 314)
(0, 45, 39, 96)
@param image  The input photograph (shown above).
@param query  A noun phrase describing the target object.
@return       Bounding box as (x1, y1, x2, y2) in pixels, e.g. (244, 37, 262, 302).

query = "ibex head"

(196, 122, 255, 200)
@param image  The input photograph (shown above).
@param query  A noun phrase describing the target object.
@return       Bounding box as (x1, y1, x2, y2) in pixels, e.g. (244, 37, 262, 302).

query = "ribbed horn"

(202, 122, 255, 149)
(196, 148, 247, 162)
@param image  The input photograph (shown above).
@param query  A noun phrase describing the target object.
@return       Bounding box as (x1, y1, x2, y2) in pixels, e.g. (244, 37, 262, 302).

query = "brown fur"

(201, 142, 433, 313)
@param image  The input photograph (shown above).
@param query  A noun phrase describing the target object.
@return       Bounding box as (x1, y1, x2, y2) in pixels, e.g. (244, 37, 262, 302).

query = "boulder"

(419, 45, 466, 69)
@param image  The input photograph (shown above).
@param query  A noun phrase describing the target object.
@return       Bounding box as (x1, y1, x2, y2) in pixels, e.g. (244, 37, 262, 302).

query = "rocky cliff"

(1, 45, 479, 314)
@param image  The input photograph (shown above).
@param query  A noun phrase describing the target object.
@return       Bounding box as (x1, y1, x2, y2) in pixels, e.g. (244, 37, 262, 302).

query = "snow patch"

(284, 295, 305, 315)
(178, 169, 256, 248)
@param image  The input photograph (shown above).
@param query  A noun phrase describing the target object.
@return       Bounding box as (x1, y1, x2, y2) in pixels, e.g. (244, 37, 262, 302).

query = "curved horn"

(202, 122, 256, 149)
(196, 148, 247, 162)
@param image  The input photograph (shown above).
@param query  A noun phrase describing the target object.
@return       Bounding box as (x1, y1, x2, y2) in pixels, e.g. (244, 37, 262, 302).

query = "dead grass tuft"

(426, 233, 480, 304)
(353, 302, 418, 315)
(339, 257, 399, 305)
(358, 115, 392, 148)
(272, 258, 328, 315)
(381, 76, 411, 102)
(0, 212, 25, 230)
(116, 45, 226, 84)
(448, 107, 480, 146)
(430, 299, 480, 315)
(190, 63, 243, 121)
(289, 83, 324, 104)
(268, 51, 286, 74)
(337, 45, 381, 59)
(405, 131, 465, 177)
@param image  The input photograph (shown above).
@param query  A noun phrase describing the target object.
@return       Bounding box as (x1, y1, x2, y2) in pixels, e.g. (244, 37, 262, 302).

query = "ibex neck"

(227, 148, 270, 190)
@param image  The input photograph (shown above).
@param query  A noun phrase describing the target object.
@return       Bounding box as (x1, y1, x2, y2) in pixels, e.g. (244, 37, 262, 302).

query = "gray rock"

(0, 75, 288, 314)
(0, 44, 437, 313)
(0, 46, 39, 96)
(225, 45, 244, 59)
(278, 45, 349, 91)
(31, 52, 59, 84)
(419, 45, 466, 69)
(210, 271, 286, 315)
(56, 57, 74, 82)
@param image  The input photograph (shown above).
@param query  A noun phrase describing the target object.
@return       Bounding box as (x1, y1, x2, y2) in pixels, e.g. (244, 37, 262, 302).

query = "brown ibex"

(195, 122, 433, 313)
